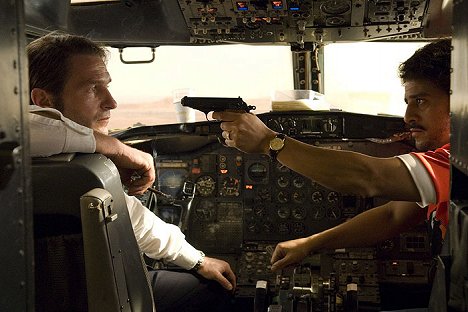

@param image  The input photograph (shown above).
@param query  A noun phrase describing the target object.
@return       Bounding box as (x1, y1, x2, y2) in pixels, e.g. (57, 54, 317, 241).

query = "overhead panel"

(178, 0, 429, 46)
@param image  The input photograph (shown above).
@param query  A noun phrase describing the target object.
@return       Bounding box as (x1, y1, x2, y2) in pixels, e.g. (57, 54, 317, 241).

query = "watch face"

(270, 137, 285, 151)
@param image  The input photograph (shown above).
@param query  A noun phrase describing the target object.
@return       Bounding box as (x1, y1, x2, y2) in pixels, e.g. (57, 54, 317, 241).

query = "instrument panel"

(178, 0, 429, 45)
(128, 110, 432, 310)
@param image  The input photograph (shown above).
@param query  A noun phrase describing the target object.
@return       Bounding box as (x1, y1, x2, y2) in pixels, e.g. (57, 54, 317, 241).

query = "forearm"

(275, 136, 420, 200)
(276, 137, 378, 197)
(93, 130, 125, 158)
(217, 112, 420, 200)
(306, 201, 426, 252)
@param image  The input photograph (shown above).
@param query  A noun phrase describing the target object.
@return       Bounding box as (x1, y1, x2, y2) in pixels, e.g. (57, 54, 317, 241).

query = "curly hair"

(398, 38, 451, 95)
(27, 32, 108, 108)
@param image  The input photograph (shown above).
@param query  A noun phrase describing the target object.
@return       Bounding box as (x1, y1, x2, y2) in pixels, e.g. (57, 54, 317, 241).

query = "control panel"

(126, 110, 432, 310)
(177, 0, 429, 45)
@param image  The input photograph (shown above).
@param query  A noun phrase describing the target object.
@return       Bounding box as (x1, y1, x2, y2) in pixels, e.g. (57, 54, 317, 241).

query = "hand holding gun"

(181, 96, 256, 120)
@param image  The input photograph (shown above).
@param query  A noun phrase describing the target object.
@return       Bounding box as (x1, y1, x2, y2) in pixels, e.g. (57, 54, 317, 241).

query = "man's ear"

(30, 88, 54, 108)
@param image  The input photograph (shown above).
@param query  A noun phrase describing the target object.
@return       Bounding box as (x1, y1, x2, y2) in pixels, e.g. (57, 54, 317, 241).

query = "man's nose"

(403, 104, 417, 125)
(103, 88, 117, 110)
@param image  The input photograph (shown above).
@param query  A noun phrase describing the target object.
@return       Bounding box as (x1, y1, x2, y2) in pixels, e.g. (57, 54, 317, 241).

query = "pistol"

(181, 96, 256, 119)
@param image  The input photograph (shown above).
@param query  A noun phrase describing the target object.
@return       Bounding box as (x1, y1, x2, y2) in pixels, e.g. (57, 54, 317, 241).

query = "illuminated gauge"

(196, 175, 216, 197)
(327, 191, 340, 203)
(248, 162, 268, 182)
(292, 191, 306, 204)
(157, 168, 187, 197)
(255, 187, 271, 202)
(320, 0, 351, 15)
(276, 162, 290, 173)
(277, 206, 291, 219)
(312, 191, 323, 203)
(278, 222, 290, 234)
(277, 175, 290, 188)
(311, 206, 326, 220)
(254, 205, 267, 217)
(326, 16, 346, 26)
(292, 222, 305, 235)
(292, 206, 307, 220)
(326, 206, 342, 220)
(220, 176, 240, 196)
(276, 191, 289, 203)
(194, 200, 215, 221)
(293, 176, 305, 188)
(262, 221, 274, 233)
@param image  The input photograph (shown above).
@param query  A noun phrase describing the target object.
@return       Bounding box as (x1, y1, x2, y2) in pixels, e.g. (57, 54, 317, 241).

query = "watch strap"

(269, 133, 286, 160)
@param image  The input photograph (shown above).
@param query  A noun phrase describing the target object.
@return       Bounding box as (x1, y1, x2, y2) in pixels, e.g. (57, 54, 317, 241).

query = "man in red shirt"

(213, 39, 451, 271)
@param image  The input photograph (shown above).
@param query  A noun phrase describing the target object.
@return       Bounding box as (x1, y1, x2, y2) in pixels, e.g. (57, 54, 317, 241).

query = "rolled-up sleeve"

(396, 144, 450, 207)
(29, 106, 96, 157)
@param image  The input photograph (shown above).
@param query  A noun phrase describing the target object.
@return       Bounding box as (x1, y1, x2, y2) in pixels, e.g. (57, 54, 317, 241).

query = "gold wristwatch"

(269, 133, 286, 160)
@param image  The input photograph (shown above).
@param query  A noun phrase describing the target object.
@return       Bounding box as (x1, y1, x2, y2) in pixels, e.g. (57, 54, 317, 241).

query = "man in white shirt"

(28, 32, 236, 312)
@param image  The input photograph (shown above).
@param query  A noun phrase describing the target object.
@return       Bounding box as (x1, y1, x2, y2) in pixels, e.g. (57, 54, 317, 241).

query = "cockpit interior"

(1, 1, 466, 312)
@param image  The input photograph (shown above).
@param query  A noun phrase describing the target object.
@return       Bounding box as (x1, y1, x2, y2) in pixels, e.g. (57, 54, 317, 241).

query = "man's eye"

(416, 98, 425, 105)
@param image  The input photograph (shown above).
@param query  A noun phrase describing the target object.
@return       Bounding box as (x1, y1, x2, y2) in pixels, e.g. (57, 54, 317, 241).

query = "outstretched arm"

(213, 111, 420, 201)
(270, 201, 426, 271)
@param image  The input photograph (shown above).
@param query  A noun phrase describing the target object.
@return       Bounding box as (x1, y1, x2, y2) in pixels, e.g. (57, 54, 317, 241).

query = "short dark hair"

(398, 39, 451, 95)
(27, 32, 108, 107)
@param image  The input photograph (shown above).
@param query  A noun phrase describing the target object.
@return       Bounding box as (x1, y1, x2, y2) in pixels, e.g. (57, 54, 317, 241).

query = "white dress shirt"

(29, 105, 200, 269)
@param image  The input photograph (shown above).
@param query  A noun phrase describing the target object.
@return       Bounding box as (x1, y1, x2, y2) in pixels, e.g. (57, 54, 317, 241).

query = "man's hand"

(270, 237, 313, 272)
(94, 131, 155, 195)
(196, 257, 237, 291)
(212, 111, 276, 154)
(113, 145, 156, 196)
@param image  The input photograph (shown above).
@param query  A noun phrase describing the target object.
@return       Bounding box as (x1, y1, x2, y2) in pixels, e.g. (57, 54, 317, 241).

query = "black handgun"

(181, 96, 256, 119)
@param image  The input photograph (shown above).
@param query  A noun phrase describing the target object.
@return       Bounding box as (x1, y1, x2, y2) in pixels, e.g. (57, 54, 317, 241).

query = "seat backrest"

(32, 153, 155, 312)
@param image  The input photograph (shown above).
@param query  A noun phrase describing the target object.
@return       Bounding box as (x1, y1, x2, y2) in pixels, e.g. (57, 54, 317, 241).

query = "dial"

(321, 0, 351, 15)
(327, 191, 340, 203)
(262, 221, 274, 233)
(292, 222, 305, 235)
(277, 175, 290, 188)
(277, 191, 289, 203)
(311, 206, 326, 220)
(194, 200, 215, 221)
(247, 162, 268, 182)
(326, 206, 342, 220)
(293, 176, 305, 188)
(312, 191, 323, 203)
(254, 205, 267, 217)
(292, 206, 307, 220)
(246, 220, 260, 233)
(220, 176, 240, 196)
(277, 206, 291, 219)
(292, 191, 306, 204)
(255, 187, 271, 202)
(196, 175, 216, 197)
